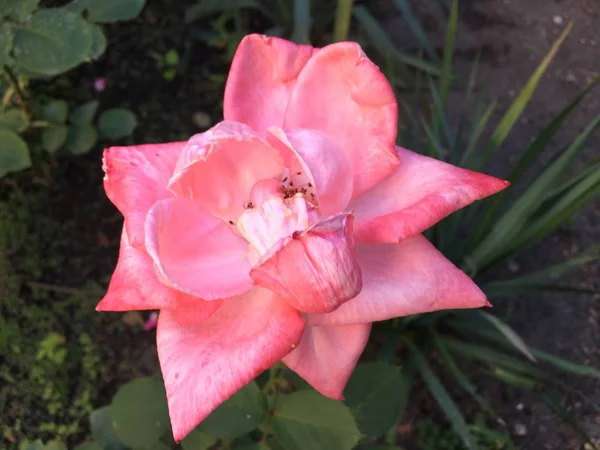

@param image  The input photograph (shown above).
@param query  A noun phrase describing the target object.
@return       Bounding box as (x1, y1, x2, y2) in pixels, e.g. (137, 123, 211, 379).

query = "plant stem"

(3, 66, 27, 104)
(332, 0, 354, 42)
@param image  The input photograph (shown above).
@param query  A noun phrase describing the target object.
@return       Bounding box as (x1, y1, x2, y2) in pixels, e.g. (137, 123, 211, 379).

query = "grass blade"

(420, 116, 446, 160)
(439, 0, 458, 104)
(391, 0, 439, 62)
(332, 0, 352, 42)
(459, 99, 496, 168)
(531, 348, 600, 378)
(476, 311, 535, 362)
(291, 0, 311, 44)
(405, 339, 476, 449)
(429, 78, 454, 151)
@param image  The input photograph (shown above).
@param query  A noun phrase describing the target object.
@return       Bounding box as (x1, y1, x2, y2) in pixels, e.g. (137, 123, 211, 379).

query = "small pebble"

(192, 111, 212, 129)
(552, 15, 564, 26)
(516, 403, 524, 411)
(514, 423, 527, 436)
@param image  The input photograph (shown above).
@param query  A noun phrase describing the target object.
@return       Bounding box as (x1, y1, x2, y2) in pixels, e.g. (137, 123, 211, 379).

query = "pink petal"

(103, 143, 185, 249)
(168, 122, 284, 222)
(283, 42, 399, 197)
(268, 127, 353, 215)
(145, 197, 252, 300)
(352, 147, 509, 243)
(224, 34, 316, 135)
(310, 235, 489, 326)
(282, 323, 371, 399)
(157, 287, 305, 441)
(250, 214, 362, 313)
(96, 228, 215, 312)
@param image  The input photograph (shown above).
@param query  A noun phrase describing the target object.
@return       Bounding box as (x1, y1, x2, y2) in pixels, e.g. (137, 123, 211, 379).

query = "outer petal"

(250, 214, 362, 313)
(96, 228, 214, 311)
(103, 142, 184, 249)
(310, 235, 489, 326)
(283, 42, 399, 197)
(168, 122, 284, 222)
(157, 287, 305, 441)
(351, 148, 510, 243)
(224, 34, 316, 134)
(268, 127, 354, 215)
(282, 323, 371, 400)
(145, 197, 252, 300)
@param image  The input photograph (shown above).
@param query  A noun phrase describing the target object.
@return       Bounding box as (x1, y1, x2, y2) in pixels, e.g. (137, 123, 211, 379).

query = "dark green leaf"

(272, 391, 361, 450)
(439, 0, 457, 104)
(61, 0, 89, 13)
(66, 124, 97, 154)
(87, 0, 146, 23)
(37, 98, 68, 123)
(184, 0, 265, 23)
(89, 406, 127, 450)
(180, 429, 217, 450)
(42, 124, 68, 153)
(110, 376, 171, 448)
(87, 23, 107, 60)
(97, 108, 137, 139)
(291, 0, 310, 44)
(69, 100, 99, 125)
(391, 0, 438, 62)
(0, 23, 14, 65)
(13, 9, 92, 75)
(73, 442, 103, 450)
(531, 348, 600, 378)
(477, 311, 535, 361)
(343, 362, 406, 437)
(199, 381, 267, 439)
(0, 0, 40, 22)
(0, 128, 31, 177)
(406, 340, 475, 449)
(0, 108, 29, 133)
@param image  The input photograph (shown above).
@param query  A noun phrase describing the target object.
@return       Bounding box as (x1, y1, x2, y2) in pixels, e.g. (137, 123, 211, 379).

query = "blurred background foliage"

(1, 0, 599, 449)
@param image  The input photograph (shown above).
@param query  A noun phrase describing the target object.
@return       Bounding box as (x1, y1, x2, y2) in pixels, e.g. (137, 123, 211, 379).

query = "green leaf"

(199, 381, 267, 439)
(37, 98, 68, 123)
(184, 0, 267, 23)
(405, 339, 475, 450)
(87, 23, 107, 60)
(69, 100, 99, 125)
(0, 22, 14, 65)
(272, 391, 361, 450)
(531, 348, 600, 378)
(73, 442, 103, 450)
(165, 49, 179, 66)
(42, 124, 68, 153)
(87, 0, 146, 23)
(97, 108, 137, 139)
(89, 406, 127, 450)
(66, 124, 97, 155)
(439, 0, 457, 104)
(0, 0, 40, 22)
(477, 311, 535, 362)
(13, 9, 92, 76)
(181, 429, 217, 450)
(61, 0, 89, 13)
(391, 0, 438, 62)
(291, 0, 311, 44)
(110, 376, 171, 448)
(0, 128, 31, 177)
(343, 362, 406, 437)
(0, 108, 29, 133)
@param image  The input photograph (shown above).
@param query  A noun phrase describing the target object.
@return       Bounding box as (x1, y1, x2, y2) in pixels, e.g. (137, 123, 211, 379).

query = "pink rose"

(97, 34, 508, 441)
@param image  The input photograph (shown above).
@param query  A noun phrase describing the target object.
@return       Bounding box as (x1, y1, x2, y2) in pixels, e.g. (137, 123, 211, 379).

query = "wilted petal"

(268, 127, 354, 215)
(103, 143, 184, 249)
(145, 197, 252, 300)
(284, 42, 398, 197)
(282, 323, 371, 400)
(157, 287, 305, 441)
(168, 122, 284, 222)
(352, 148, 509, 243)
(310, 235, 489, 326)
(250, 214, 362, 313)
(224, 34, 316, 135)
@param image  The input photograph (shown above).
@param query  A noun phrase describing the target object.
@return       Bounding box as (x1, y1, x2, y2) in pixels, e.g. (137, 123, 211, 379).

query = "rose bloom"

(97, 34, 508, 440)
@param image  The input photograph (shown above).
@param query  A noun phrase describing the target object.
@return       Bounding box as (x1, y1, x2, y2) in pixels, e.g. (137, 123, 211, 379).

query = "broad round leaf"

(0, 23, 14, 66)
(199, 381, 267, 439)
(272, 391, 361, 450)
(343, 363, 407, 437)
(87, 0, 147, 23)
(69, 100, 99, 125)
(66, 124, 97, 155)
(0, 108, 30, 133)
(180, 429, 217, 450)
(37, 98, 69, 123)
(89, 406, 126, 450)
(73, 443, 103, 450)
(0, 0, 39, 22)
(0, 129, 31, 177)
(42, 124, 68, 153)
(110, 377, 170, 448)
(97, 108, 137, 139)
(13, 9, 92, 76)
(87, 23, 107, 60)
(44, 442, 67, 450)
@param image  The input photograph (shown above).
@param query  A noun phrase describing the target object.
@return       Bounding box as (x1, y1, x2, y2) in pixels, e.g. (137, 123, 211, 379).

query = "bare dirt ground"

(383, 0, 600, 448)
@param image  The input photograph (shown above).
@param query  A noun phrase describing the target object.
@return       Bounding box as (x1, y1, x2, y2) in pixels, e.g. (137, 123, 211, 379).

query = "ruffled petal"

(352, 148, 509, 243)
(157, 287, 305, 441)
(268, 127, 354, 215)
(283, 42, 398, 197)
(145, 197, 252, 300)
(250, 214, 362, 313)
(96, 228, 212, 311)
(168, 122, 284, 222)
(282, 323, 371, 400)
(103, 142, 184, 249)
(310, 236, 489, 326)
(224, 34, 316, 135)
